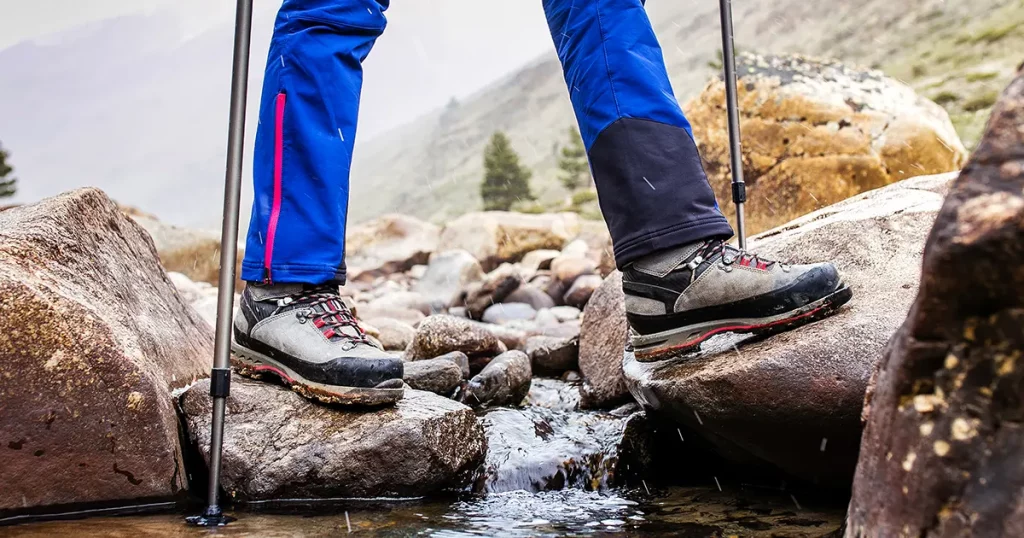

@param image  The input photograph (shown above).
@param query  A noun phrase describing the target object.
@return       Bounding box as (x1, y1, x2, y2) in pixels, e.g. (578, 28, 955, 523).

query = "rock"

(503, 285, 556, 311)
(0, 189, 213, 512)
(367, 291, 431, 316)
(576, 220, 615, 276)
(181, 377, 485, 500)
(684, 52, 968, 236)
(473, 321, 528, 352)
(464, 351, 532, 408)
(563, 274, 604, 309)
(403, 359, 464, 395)
(365, 317, 416, 351)
(345, 214, 440, 281)
(846, 70, 1024, 536)
(550, 255, 597, 285)
(519, 249, 561, 273)
(464, 263, 523, 319)
(525, 335, 580, 375)
(623, 172, 958, 487)
(437, 211, 581, 271)
(356, 304, 426, 327)
(482, 303, 537, 325)
(433, 351, 471, 380)
(560, 239, 590, 259)
(414, 250, 484, 309)
(526, 378, 582, 411)
(474, 406, 645, 492)
(578, 272, 631, 409)
(533, 308, 560, 328)
(407, 264, 428, 279)
(539, 273, 569, 306)
(549, 306, 582, 322)
(129, 212, 243, 289)
(167, 271, 207, 304)
(405, 315, 507, 362)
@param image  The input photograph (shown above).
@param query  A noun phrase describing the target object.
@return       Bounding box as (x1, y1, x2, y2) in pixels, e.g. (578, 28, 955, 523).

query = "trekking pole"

(718, 0, 748, 249)
(185, 0, 254, 527)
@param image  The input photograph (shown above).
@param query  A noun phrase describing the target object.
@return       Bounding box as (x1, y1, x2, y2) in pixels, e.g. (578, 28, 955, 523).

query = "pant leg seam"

(592, 1, 622, 118)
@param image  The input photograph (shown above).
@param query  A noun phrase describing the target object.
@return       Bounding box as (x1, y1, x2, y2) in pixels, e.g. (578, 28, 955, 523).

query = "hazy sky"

(0, 0, 555, 137)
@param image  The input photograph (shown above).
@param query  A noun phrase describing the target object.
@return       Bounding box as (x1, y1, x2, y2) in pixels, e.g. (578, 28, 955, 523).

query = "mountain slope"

(348, 0, 1022, 223)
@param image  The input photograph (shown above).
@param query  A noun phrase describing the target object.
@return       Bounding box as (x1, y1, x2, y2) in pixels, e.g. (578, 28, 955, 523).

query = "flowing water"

(1, 379, 845, 537)
(1, 486, 843, 537)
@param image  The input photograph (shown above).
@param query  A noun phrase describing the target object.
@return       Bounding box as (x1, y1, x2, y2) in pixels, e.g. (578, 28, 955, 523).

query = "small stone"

(550, 255, 597, 286)
(433, 351, 471, 379)
(365, 317, 416, 351)
(504, 285, 556, 311)
(563, 274, 604, 309)
(520, 249, 561, 273)
(464, 263, 523, 320)
(464, 351, 532, 408)
(405, 315, 506, 361)
(533, 308, 560, 328)
(525, 335, 580, 375)
(549, 306, 582, 322)
(367, 291, 431, 316)
(482, 303, 537, 325)
(414, 249, 484, 309)
(403, 359, 464, 395)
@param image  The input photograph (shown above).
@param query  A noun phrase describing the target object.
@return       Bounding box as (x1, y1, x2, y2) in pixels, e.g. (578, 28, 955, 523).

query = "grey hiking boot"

(623, 239, 852, 362)
(231, 283, 404, 406)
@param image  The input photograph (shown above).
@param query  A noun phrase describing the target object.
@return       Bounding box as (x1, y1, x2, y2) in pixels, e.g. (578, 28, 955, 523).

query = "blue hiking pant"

(242, 0, 734, 285)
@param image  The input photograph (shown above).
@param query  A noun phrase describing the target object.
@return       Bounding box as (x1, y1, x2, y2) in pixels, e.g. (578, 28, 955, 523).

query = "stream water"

(1, 379, 846, 537)
(1, 485, 843, 537)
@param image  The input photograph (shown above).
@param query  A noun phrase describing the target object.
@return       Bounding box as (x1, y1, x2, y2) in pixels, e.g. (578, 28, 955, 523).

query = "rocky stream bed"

(2, 59, 1022, 537)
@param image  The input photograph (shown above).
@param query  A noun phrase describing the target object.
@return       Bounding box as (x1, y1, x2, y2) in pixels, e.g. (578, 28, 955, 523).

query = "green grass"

(932, 91, 961, 106)
(963, 91, 1000, 112)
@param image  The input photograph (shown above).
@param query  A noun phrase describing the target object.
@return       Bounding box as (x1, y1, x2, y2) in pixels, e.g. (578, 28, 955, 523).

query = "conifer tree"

(0, 143, 16, 199)
(480, 131, 534, 211)
(557, 126, 591, 191)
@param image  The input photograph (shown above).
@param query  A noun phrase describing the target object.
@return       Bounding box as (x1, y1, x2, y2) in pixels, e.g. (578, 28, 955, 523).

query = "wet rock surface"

(405, 315, 507, 362)
(0, 189, 213, 511)
(503, 285, 556, 310)
(578, 271, 632, 409)
(563, 274, 603, 309)
(403, 358, 465, 395)
(685, 52, 967, 235)
(180, 377, 486, 500)
(473, 403, 646, 493)
(847, 69, 1024, 537)
(464, 351, 532, 408)
(526, 335, 580, 375)
(624, 172, 958, 487)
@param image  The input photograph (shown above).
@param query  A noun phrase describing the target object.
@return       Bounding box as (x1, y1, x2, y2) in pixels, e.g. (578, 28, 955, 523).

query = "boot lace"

(274, 285, 371, 348)
(706, 240, 781, 271)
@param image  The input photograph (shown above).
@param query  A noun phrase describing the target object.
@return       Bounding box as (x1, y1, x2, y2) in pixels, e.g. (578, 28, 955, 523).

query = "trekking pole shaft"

(207, 0, 255, 510)
(719, 0, 747, 249)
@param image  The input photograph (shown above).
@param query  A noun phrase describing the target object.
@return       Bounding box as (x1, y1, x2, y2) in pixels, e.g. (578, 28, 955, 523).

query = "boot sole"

(631, 284, 853, 362)
(230, 342, 404, 406)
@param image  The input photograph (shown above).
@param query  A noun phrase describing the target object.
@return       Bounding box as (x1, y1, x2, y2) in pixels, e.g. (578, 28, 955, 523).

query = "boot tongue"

(249, 283, 306, 302)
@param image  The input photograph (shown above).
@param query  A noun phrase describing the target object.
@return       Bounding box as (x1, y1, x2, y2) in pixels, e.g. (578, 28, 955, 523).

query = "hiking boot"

(231, 283, 404, 406)
(623, 239, 852, 362)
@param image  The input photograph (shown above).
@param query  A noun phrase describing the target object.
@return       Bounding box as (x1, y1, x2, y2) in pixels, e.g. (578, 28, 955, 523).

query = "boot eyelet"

(295, 311, 308, 324)
(721, 264, 733, 272)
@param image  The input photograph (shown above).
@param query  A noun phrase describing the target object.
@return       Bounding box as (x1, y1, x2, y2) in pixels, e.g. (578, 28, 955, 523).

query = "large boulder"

(847, 68, 1024, 536)
(345, 214, 440, 282)
(685, 52, 968, 235)
(623, 172, 959, 487)
(0, 189, 213, 512)
(129, 212, 242, 289)
(578, 271, 632, 409)
(181, 377, 486, 500)
(437, 211, 580, 271)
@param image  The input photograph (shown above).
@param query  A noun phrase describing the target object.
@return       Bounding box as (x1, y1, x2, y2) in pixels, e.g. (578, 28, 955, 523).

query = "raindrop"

(820, 437, 828, 452)
(714, 476, 722, 491)
(693, 410, 704, 425)
(345, 511, 352, 533)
